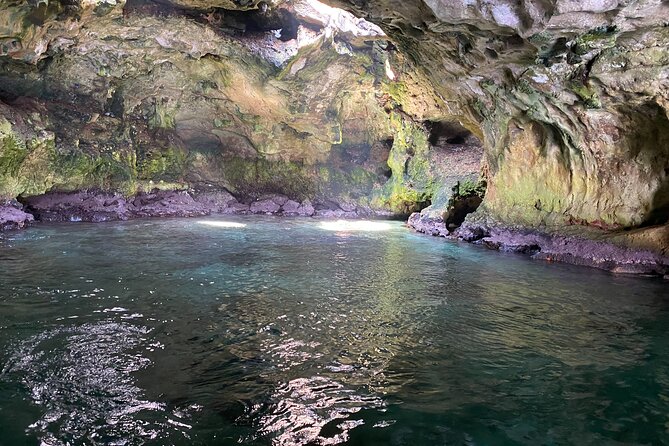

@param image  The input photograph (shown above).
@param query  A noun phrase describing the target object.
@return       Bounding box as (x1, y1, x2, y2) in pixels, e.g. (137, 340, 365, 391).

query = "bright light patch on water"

(197, 221, 247, 228)
(319, 220, 392, 232)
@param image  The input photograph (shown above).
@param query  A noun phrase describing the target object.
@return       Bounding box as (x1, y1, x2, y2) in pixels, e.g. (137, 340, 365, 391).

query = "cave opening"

(404, 119, 487, 233)
(427, 120, 481, 148)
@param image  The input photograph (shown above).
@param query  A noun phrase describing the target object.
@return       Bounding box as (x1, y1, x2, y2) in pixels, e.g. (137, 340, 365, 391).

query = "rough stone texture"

(407, 211, 448, 237)
(455, 215, 669, 275)
(23, 190, 212, 221)
(191, 189, 239, 212)
(281, 199, 301, 214)
(24, 191, 133, 222)
(0, 201, 34, 230)
(296, 199, 315, 216)
(250, 197, 282, 214)
(0, 0, 481, 227)
(19, 188, 392, 222)
(320, 0, 669, 270)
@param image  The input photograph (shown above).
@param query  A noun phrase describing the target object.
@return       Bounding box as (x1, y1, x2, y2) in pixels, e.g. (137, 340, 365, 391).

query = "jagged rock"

(281, 199, 301, 214)
(24, 191, 132, 222)
(407, 212, 448, 237)
(338, 202, 357, 212)
(225, 202, 251, 214)
(130, 190, 209, 218)
(0, 202, 34, 230)
(250, 198, 282, 214)
(297, 200, 316, 216)
(22, 190, 212, 222)
(192, 190, 239, 213)
(455, 216, 669, 275)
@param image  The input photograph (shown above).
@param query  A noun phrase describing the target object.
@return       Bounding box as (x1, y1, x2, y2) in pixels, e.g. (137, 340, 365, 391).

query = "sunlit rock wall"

(0, 0, 482, 217)
(324, 0, 669, 231)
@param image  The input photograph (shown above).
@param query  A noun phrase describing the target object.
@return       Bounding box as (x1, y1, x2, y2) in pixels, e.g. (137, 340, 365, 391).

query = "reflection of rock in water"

(1, 321, 195, 446)
(243, 376, 384, 446)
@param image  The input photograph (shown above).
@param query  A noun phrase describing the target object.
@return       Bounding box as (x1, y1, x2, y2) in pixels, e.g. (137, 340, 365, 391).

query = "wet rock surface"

(0, 201, 34, 230)
(12, 189, 393, 226)
(451, 217, 669, 276)
(407, 212, 448, 237)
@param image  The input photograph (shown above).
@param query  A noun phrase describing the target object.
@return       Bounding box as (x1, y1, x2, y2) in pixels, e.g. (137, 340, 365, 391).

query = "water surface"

(0, 216, 668, 445)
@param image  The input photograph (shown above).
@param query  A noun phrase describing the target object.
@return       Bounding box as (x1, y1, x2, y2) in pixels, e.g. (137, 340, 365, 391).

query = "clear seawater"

(0, 216, 668, 446)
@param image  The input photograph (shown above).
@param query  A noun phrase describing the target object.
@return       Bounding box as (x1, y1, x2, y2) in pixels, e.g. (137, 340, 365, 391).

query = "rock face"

(326, 0, 669, 226)
(322, 0, 669, 271)
(0, 0, 667, 272)
(0, 0, 480, 223)
(0, 201, 34, 230)
(19, 188, 381, 222)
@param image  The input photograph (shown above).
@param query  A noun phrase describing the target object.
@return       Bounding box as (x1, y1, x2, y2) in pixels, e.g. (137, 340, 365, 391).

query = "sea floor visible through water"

(0, 216, 668, 445)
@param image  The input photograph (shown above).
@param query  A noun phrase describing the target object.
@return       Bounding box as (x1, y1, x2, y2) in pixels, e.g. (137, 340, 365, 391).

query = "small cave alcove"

(427, 120, 481, 148)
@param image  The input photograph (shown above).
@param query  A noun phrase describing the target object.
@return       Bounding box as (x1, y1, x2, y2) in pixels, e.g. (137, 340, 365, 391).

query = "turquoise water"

(0, 216, 668, 446)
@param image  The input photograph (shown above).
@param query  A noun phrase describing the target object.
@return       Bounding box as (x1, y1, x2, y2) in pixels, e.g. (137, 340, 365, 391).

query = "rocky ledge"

(408, 212, 669, 276)
(0, 200, 34, 230)
(5, 189, 391, 226)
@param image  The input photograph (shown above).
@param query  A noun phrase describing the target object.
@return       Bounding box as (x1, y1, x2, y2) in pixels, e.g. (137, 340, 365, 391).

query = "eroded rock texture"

(0, 0, 484, 222)
(323, 0, 669, 272)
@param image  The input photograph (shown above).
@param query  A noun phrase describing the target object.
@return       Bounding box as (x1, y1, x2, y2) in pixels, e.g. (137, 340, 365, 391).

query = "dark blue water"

(0, 216, 667, 446)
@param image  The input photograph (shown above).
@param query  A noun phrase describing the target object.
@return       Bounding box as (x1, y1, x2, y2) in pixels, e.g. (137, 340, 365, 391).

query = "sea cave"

(0, 0, 668, 444)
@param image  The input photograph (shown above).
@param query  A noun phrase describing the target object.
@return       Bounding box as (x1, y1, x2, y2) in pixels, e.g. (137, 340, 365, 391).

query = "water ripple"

(1, 321, 194, 445)
(246, 376, 385, 446)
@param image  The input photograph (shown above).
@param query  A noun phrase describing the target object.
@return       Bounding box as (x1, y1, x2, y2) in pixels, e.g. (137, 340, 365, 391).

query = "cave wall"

(1, 0, 668, 259)
(0, 0, 483, 217)
(323, 0, 669, 230)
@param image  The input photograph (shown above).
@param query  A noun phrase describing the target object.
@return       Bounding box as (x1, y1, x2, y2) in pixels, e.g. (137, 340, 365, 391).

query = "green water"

(0, 216, 668, 445)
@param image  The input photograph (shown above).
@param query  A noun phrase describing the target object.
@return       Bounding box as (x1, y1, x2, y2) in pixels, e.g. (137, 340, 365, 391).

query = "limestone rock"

(250, 198, 282, 214)
(0, 202, 34, 230)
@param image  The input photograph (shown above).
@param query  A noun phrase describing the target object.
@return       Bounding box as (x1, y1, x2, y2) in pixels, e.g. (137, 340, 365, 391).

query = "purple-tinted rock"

(0, 203, 34, 230)
(407, 212, 448, 237)
(192, 190, 238, 212)
(453, 220, 488, 241)
(262, 194, 289, 206)
(250, 198, 281, 214)
(130, 190, 208, 217)
(297, 200, 315, 216)
(338, 202, 357, 212)
(224, 202, 251, 214)
(457, 219, 669, 275)
(24, 191, 131, 222)
(315, 209, 356, 218)
(281, 199, 301, 214)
